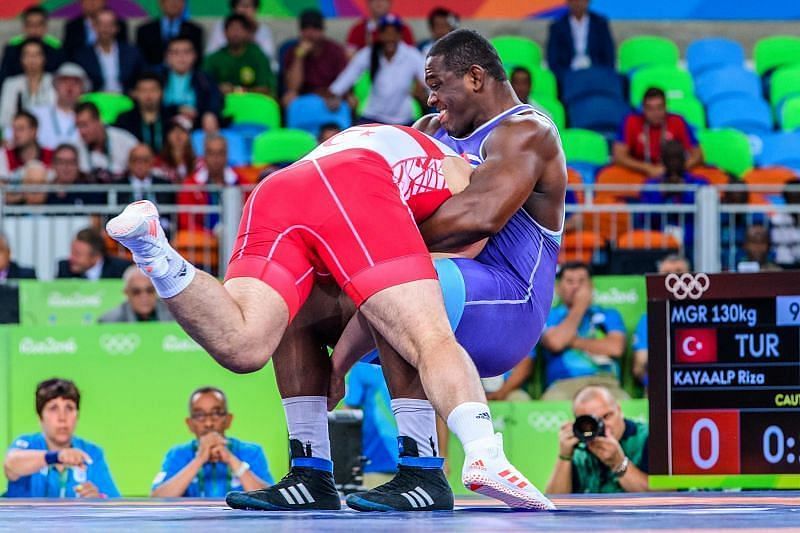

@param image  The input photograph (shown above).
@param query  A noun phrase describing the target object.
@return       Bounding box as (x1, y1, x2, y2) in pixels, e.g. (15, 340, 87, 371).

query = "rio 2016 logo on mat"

(99, 334, 141, 356)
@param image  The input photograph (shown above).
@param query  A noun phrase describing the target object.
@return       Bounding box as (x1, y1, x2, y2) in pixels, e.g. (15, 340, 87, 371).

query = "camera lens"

(573, 414, 604, 443)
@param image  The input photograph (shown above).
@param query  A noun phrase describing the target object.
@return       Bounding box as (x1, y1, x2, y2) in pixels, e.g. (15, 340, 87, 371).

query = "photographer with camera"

(546, 385, 648, 493)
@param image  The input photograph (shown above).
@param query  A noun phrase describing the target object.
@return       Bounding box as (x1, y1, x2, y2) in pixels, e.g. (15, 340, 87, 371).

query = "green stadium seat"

(79, 92, 133, 124)
(618, 36, 679, 74)
(667, 95, 706, 131)
(533, 97, 565, 131)
(698, 128, 754, 177)
(223, 93, 281, 129)
(491, 35, 542, 73)
(629, 66, 694, 107)
(252, 128, 317, 165)
(753, 35, 800, 76)
(560, 128, 609, 166)
(531, 68, 558, 100)
(781, 96, 800, 132)
(770, 65, 800, 109)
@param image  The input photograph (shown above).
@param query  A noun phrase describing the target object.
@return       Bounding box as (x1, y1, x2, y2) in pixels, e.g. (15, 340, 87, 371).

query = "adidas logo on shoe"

(469, 459, 487, 471)
(399, 486, 435, 509)
(497, 469, 529, 489)
(278, 482, 317, 505)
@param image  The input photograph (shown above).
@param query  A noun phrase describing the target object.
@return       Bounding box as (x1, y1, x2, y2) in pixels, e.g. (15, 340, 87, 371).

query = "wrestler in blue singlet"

(363, 104, 563, 377)
(431, 104, 563, 377)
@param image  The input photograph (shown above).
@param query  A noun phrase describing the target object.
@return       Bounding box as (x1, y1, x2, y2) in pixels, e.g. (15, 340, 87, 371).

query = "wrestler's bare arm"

(418, 116, 561, 252)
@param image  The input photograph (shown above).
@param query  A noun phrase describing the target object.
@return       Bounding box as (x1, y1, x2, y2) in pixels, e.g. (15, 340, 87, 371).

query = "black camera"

(573, 414, 605, 443)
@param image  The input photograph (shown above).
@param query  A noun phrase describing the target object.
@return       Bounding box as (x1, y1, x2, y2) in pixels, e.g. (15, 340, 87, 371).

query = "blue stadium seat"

(695, 67, 762, 105)
(191, 129, 249, 167)
(286, 94, 352, 138)
(560, 67, 624, 106)
(567, 95, 631, 139)
(686, 37, 745, 78)
(757, 133, 800, 171)
(707, 96, 774, 135)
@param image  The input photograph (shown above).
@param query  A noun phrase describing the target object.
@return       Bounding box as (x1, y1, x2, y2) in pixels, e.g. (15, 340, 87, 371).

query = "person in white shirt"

(75, 101, 138, 183)
(26, 63, 88, 149)
(327, 15, 425, 125)
(206, 0, 276, 72)
(0, 38, 55, 128)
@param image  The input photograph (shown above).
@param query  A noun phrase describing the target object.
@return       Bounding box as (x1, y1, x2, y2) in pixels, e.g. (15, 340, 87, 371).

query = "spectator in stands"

(136, 0, 204, 67)
(546, 0, 615, 80)
(62, 0, 130, 61)
(346, 0, 414, 53)
(637, 140, 708, 249)
(14, 161, 50, 206)
(75, 101, 138, 183)
(3, 378, 120, 498)
(318, 122, 342, 143)
(540, 262, 628, 401)
(0, 38, 56, 129)
(770, 178, 800, 268)
(0, 111, 53, 184)
(113, 144, 175, 209)
(329, 15, 426, 125)
(720, 179, 765, 270)
(631, 254, 690, 388)
(343, 362, 398, 487)
(613, 88, 703, 178)
(26, 62, 87, 150)
(418, 7, 459, 57)
(0, 6, 63, 81)
(203, 14, 275, 96)
(281, 9, 348, 108)
(57, 227, 131, 279)
(177, 135, 241, 232)
(157, 115, 196, 183)
(207, 0, 276, 71)
(738, 224, 782, 272)
(546, 385, 648, 494)
(151, 386, 273, 497)
(99, 265, 173, 322)
(510, 66, 532, 104)
(74, 8, 143, 93)
(0, 232, 36, 280)
(115, 73, 177, 153)
(47, 143, 104, 206)
(162, 36, 222, 132)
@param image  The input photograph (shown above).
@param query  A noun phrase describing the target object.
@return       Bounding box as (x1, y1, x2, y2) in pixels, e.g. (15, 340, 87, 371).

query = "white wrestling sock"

(446, 402, 496, 453)
(147, 246, 196, 299)
(391, 398, 439, 457)
(282, 396, 331, 461)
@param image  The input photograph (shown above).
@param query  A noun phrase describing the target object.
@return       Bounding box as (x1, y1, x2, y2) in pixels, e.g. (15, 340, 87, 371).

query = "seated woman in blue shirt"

(4, 378, 120, 498)
(151, 386, 272, 497)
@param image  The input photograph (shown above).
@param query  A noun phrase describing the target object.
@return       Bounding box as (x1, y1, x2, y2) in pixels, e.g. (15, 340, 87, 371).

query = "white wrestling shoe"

(462, 433, 555, 511)
(106, 200, 171, 278)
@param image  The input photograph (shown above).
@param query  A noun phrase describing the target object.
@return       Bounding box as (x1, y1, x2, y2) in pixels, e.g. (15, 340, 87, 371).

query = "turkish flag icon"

(675, 328, 717, 363)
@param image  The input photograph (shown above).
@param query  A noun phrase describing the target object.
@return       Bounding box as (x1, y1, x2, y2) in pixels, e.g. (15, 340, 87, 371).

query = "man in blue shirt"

(4, 378, 119, 498)
(151, 386, 273, 497)
(344, 363, 398, 486)
(540, 262, 628, 400)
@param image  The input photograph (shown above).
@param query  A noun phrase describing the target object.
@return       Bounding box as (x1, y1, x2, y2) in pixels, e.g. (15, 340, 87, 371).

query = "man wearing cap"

(25, 63, 88, 150)
(281, 9, 348, 107)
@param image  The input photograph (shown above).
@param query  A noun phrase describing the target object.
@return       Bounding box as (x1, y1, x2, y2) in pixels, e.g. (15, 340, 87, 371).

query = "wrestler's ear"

(466, 64, 485, 92)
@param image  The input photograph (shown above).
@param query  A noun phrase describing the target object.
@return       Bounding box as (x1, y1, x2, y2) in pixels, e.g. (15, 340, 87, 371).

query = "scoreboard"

(648, 271, 800, 490)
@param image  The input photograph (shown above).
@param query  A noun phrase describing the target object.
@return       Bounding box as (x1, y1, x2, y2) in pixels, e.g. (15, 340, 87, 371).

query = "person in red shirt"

(345, 0, 414, 53)
(281, 9, 348, 107)
(0, 110, 53, 182)
(177, 134, 242, 232)
(612, 87, 703, 177)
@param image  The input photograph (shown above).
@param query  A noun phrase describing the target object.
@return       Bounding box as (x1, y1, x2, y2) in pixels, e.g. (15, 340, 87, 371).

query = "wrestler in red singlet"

(224, 124, 462, 320)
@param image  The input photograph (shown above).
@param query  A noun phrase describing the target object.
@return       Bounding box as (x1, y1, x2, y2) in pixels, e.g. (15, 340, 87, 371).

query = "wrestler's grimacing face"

(425, 55, 475, 138)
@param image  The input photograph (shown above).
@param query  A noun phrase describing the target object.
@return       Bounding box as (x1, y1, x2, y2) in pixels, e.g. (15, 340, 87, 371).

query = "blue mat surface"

(1, 492, 799, 532)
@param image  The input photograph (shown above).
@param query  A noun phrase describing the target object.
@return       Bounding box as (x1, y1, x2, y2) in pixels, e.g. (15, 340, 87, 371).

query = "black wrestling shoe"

(345, 437, 454, 512)
(226, 439, 341, 511)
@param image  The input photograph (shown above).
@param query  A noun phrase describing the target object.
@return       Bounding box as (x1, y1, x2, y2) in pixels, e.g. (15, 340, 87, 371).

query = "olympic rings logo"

(99, 334, 141, 355)
(527, 411, 569, 432)
(664, 273, 710, 300)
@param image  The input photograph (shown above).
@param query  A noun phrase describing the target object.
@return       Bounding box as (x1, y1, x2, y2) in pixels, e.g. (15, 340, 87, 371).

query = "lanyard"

(642, 122, 667, 164)
(141, 118, 163, 152)
(193, 440, 236, 497)
(45, 466, 70, 498)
